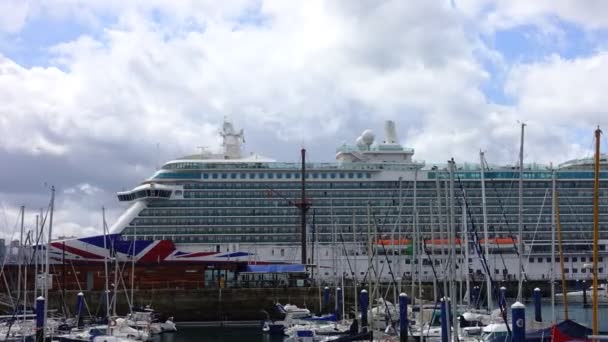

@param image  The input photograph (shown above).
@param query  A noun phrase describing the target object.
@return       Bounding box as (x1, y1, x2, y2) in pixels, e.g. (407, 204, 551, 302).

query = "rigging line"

(522, 189, 549, 262)
(480, 157, 514, 275)
(456, 174, 507, 278)
(456, 175, 511, 334)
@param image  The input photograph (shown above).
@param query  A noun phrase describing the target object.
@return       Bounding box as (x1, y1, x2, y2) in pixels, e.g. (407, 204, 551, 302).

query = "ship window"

(321, 173, 327, 179)
(286, 173, 292, 179)
(268, 173, 274, 179)
(339, 173, 345, 179)
(259, 173, 265, 179)
(357, 173, 363, 179)
(249, 173, 255, 179)
(348, 173, 354, 178)
(529, 257, 534, 263)
(537, 257, 542, 263)
(240, 173, 246, 179)
(231, 173, 237, 179)
(312, 173, 318, 179)
(330, 173, 336, 179)
(366, 174, 371, 178)
(280, 249, 285, 257)
(203, 173, 209, 179)
(277, 173, 283, 179)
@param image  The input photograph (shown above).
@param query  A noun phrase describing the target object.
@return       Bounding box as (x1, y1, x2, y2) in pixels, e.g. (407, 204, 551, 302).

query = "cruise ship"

(50, 120, 608, 283)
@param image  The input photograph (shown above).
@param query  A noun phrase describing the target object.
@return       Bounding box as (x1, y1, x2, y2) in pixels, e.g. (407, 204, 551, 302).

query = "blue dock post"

(511, 301, 525, 342)
(472, 286, 480, 309)
(323, 286, 330, 314)
(499, 286, 507, 310)
(76, 292, 85, 328)
(582, 280, 588, 306)
(336, 287, 343, 321)
(399, 293, 408, 342)
(440, 297, 449, 342)
(36, 296, 45, 342)
(533, 288, 542, 322)
(360, 289, 369, 331)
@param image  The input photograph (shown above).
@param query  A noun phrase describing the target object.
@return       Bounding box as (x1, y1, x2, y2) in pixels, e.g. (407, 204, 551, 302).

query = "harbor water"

(157, 303, 608, 341)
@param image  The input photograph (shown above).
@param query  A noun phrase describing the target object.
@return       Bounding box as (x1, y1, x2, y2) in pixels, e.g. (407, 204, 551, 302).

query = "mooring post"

(399, 293, 408, 342)
(533, 288, 542, 322)
(499, 286, 507, 310)
(336, 287, 343, 321)
(512, 301, 525, 342)
(360, 289, 368, 331)
(36, 296, 45, 342)
(323, 286, 330, 314)
(76, 292, 85, 328)
(440, 297, 449, 342)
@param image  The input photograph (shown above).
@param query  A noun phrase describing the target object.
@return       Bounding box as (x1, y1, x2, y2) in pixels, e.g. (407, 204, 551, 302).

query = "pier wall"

(36, 280, 566, 321)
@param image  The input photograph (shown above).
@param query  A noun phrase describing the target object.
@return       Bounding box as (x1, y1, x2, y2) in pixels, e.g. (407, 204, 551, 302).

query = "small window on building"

(573, 268, 578, 273)
(529, 257, 534, 263)
(581, 257, 586, 262)
(537, 257, 543, 263)
(564, 268, 569, 273)
(573, 257, 578, 262)
(564, 257, 569, 262)
(280, 249, 285, 257)
(600, 267, 604, 273)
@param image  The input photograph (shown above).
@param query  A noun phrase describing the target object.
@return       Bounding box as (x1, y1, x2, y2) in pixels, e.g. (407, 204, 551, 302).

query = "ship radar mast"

(220, 118, 245, 159)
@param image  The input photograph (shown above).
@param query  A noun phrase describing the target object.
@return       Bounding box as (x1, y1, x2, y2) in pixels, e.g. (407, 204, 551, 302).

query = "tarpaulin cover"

(245, 264, 305, 273)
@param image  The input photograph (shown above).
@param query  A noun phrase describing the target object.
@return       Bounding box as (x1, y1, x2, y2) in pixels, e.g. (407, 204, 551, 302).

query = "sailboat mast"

(550, 170, 556, 323)
(366, 204, 374, 329)
(517, 123, 525, 302)
(463, 202, 470, 306)
(352, 210, 357, 315)
(480, 152, 492, 311)
(17, 205, 24, 314)
(448, 159, 458, 342)
(592, 126, 601, 335)
(102, 207, 111, 328)
(44, 186, 55, 339)
(130, 223, 137, 311)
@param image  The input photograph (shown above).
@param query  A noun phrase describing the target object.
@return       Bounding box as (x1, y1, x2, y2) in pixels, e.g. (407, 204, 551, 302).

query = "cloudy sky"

(1, 0, 607, 240)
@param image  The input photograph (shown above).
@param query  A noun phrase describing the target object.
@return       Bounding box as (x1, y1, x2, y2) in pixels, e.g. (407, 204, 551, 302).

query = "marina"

(2, 2, 608, 341)
(1, 121, 607, 341)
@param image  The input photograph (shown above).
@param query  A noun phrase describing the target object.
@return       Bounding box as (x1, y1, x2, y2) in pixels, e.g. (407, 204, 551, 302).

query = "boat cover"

(244, 264, 306, 273)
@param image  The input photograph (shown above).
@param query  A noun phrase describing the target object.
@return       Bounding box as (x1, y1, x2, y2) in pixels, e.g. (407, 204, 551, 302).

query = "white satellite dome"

(356, 136, 366, 148)
(361, 129, 375, 146)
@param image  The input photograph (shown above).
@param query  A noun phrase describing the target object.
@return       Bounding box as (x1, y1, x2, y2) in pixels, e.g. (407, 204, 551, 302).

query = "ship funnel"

(384, 120, 398, 144)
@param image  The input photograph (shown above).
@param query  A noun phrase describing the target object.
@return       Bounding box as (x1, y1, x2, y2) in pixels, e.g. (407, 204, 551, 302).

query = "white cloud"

(1, 0, 606, 237)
